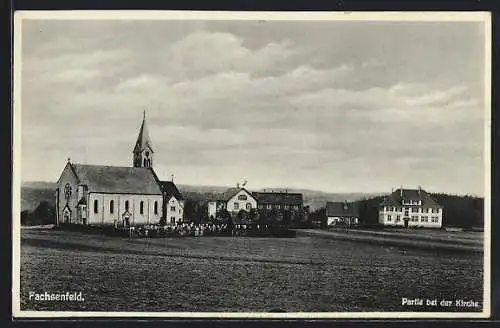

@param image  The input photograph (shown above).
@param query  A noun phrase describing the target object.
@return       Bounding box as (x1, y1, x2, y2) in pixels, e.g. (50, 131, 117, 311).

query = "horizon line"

(20, 179, 485, 198)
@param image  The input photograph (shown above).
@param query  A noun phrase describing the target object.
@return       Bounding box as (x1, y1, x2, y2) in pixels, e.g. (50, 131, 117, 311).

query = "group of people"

(115, 222, 273, 238)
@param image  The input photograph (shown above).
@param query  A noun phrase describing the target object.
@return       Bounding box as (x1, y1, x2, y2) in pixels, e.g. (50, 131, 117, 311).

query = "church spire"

(134, 111, 153, 154)
(133, 111, 154, 168)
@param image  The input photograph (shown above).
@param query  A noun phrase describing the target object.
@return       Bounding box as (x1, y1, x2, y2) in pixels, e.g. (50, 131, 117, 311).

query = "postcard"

(12, 10, 491, 319)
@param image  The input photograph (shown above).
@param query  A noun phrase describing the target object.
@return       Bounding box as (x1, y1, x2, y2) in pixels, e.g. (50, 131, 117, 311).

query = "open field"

(297, 228, 484, 253)
(19, 229, 484, 313)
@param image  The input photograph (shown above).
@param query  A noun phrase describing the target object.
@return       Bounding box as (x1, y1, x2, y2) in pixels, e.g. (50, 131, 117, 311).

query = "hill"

(21, 181, 382, 212)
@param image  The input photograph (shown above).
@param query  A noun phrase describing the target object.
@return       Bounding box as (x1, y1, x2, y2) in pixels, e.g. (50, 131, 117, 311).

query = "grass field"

(19, 229, 484, 313)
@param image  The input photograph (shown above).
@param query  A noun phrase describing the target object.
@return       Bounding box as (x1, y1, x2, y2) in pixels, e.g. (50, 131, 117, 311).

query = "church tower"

(133, 111, 154, 168)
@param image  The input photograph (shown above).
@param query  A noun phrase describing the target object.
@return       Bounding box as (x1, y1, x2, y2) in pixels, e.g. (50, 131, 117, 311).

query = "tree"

(236, 209, 248, 224)
(33, 201, 56, 225)
(248, 208, 260, 223)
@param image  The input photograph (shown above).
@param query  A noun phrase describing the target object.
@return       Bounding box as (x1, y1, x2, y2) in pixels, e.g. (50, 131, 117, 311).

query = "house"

(55, 111, 183, 227)
(326, 201, 359, 226)
(207, 185, 258, 219)
(160, 180, 185, 225)
(378, 187, 443, 228)
(252, 191, 304, 225)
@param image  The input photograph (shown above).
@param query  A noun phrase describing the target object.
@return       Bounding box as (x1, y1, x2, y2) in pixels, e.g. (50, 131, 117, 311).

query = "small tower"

(133, 111, 154, 168)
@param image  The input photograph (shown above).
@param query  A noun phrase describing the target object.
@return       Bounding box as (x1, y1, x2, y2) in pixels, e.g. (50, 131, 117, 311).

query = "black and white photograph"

(12, 11, 491, 318)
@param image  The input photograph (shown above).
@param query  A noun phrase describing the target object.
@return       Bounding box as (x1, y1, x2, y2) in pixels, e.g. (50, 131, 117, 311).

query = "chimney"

(237, 183, 240, 189)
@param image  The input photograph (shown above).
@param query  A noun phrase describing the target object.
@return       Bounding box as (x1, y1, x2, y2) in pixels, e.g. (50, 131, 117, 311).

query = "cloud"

(19, 20, 487, 195)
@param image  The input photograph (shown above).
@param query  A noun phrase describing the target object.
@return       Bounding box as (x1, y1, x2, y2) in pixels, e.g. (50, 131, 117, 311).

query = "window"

(411, 208, 417, 213)
(94, 199, 98, 213)
(284, 204, 289, 210)
(170, 206, 176, 212)
(154, 201, 158, 215)
(387, 215, 392, 222)
(143, 158, 147, 167)
(171, 217, 175, 223)
(427, 208, 431, 213)
(276, 204, 281, 210)
(234, 203, 239, 210)
(421, 216, 428, 222)
(125, 200, 129, 211)
(110, 200, 114, 214)
(396, 215, 401, 222)
(246, 203, 251, 210)
(140, 201, 144, 214)
(267, 204, 272, 210)
(411, 215, 418, 222)
(238, 194, 247, 201)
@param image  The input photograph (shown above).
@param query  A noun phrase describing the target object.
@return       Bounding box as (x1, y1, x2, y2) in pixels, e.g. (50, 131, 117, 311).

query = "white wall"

(165, 196, 183, 224)
(87, 193, 162, 226)
(226, 189, 257, 213)
(379, 206, 442, 228)
(56, 164, 80, 225)
(208, 201, 217, 219)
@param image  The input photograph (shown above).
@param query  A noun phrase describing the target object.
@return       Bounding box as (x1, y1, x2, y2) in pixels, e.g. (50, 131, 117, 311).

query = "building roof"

(133, 112, 154, 153)
(380, 187, 442, 208)
(326, 201, 359, 217)
(218, 187, 256, 202)
(159, 181, 184, 200)
(252, 192, 303, 206)
(69, 163, 162, 195)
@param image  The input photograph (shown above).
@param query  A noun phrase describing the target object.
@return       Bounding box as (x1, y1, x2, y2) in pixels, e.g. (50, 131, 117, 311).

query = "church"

(55, 112, 184, 227)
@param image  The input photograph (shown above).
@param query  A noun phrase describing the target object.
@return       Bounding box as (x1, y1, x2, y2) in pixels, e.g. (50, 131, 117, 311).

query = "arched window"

(110, 200, 114, 214)
(246, 203, 252, 211)
(154, 201, 158, 215)
(94, 199, 98, 213)
(140, 201, 144, 214)
(125, 200, 129, 211)
(143, 158, 147, 167)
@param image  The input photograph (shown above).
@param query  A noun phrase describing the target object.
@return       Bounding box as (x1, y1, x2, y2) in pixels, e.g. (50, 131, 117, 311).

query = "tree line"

(308, 194, 484, 229)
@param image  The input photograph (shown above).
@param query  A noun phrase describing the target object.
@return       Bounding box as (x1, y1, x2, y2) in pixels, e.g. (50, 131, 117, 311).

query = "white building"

(160, 181, 185, 225)
(378, 187, 443, 228)
(208, 187, 258, 219)
(55, 112, 183, 227)
(326, 201, 359, 226)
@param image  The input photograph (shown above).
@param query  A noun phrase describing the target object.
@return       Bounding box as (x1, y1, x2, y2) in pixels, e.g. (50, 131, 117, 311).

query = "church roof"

(159, 181, 184, 200)
(133, 113, 154, 153)
(70, 163, 162, 195)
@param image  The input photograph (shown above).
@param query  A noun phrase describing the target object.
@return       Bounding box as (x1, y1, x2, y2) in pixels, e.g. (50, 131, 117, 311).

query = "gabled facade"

(326, 201, 359, 226)
(207, 187, 258, 219)
(55, 112, 183, 227)
(379, 187, 443, 228)
(159, 181, 185, 225)
(56, 163, 163, 226)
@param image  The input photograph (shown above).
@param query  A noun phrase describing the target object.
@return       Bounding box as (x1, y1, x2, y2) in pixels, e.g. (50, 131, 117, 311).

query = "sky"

(18, 14, 489, 195)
